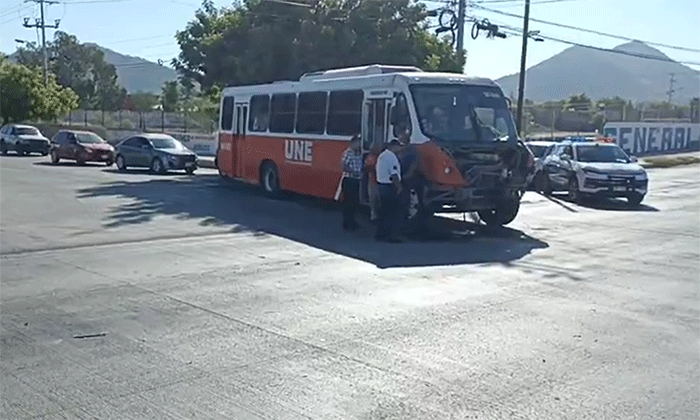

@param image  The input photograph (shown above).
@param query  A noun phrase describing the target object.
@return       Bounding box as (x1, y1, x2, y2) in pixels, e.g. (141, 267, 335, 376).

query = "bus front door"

(360, 98, 390, 205)
(232, 103, 248, 178)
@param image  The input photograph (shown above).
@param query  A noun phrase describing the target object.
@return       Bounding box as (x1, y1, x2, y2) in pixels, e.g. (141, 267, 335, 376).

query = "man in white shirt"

(375, 140, 403, 242)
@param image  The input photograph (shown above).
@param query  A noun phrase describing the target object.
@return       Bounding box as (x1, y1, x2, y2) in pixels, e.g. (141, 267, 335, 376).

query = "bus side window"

(249, 95, 270, 132)
(221, 96, 234, 131)
(270, 93, 296, 134)
(328, 90, 363, 136)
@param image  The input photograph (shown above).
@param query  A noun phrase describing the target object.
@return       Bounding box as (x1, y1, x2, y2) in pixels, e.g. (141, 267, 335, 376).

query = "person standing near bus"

(365, 140, 383, 222)
(375, 140, 403, 242)
(340, 135, 363, 231)
(397, 132, 420, 224)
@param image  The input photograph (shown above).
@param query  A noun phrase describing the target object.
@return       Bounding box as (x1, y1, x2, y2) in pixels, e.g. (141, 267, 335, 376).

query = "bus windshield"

(410, 84, 517, 143)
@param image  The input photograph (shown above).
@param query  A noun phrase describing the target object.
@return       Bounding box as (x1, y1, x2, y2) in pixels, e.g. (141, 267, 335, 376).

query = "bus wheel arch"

(260, 160, 280, 196)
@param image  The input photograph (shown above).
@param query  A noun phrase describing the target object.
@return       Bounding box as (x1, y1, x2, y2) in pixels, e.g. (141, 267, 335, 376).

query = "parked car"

(538, 140, 648, 206)
(50, 130, 115, 165)
(114, 133, 198, 174)
(0, 124, 50, 156)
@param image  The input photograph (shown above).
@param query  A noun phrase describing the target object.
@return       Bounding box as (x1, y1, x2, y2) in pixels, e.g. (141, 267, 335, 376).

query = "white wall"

(603, 122, 700, 157)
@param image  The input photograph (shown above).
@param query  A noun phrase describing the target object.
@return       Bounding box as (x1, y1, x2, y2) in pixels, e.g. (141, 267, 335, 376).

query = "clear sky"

(1, 0, 698, 80)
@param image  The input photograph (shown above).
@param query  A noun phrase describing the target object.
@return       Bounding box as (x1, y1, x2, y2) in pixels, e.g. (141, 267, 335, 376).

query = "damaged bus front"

(399, 78, 535, 227)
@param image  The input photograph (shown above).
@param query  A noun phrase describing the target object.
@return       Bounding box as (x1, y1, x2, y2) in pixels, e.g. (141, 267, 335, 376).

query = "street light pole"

(515, 0, 530, 136)
(456, 0, 466, 56)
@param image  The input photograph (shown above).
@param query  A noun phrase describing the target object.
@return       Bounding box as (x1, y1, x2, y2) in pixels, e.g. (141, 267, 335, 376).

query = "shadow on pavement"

(542, 192, 659, 212)
(102, 168, 189, 176)
(76, 174, 549, 268)
(34, 161, 108, 167)
(583, 198, 659, 212)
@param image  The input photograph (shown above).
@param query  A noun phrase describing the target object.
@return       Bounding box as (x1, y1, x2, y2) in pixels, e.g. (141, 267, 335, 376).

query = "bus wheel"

(478, 196, 520, 226)
(261, 162, 280, 196)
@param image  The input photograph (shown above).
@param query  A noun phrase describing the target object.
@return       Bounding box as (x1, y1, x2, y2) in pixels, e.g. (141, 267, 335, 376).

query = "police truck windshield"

(410, 84, 517, 143)
(577, 144, 631, 163)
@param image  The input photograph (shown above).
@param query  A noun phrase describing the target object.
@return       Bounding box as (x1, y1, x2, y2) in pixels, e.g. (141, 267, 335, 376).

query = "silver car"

(114, 133, 198, 174)
(0, 124, 51, 156)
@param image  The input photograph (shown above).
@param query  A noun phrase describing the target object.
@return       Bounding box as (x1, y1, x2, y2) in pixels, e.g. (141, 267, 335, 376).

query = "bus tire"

(260, 161, 280, 196)
(478, 196, 520, 226)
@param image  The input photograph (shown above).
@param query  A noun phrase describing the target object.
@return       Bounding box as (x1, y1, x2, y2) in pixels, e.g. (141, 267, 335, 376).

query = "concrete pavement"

(1, 154, 698, 419)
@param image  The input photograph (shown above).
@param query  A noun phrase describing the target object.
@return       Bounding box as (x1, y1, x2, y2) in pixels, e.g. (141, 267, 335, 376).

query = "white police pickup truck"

(539, 140, 648, 206)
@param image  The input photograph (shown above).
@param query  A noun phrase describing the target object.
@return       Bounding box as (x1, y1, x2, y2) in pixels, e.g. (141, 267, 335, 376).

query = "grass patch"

(641, 155, 700, 168)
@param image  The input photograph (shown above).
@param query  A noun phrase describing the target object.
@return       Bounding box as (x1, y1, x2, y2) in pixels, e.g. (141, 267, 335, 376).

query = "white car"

(0, 124, 51, 156)
(525, 140, 557, 188)
(539, 140, 648, 206)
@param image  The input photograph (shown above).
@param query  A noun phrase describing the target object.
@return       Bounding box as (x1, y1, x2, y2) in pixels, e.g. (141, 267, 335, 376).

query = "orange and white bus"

(216, 64, 534, 227)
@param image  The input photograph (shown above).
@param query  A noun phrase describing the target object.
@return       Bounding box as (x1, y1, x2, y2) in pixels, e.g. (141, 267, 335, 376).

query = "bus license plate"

(614, 186, 627, 192)
(185, 162, 195, 167)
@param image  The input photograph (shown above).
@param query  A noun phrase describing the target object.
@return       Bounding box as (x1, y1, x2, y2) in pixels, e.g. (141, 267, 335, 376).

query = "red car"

(50, 130, 115, 166)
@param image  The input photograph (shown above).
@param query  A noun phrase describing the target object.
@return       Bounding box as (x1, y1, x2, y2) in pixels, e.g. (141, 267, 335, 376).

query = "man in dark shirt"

(397, 134, 421, 226)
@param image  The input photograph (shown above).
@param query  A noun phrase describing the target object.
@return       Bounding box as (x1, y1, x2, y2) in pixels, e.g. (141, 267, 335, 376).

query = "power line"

(472, 4, 700, 53)
(491, 20, 700, 67)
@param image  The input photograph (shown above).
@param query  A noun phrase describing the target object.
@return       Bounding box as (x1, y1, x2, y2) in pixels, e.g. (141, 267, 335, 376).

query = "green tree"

(566, 93, 592, 111)
(0, 60, 78, 124)
(161, 81, 180, 112)
(125, 92, 159, 112)
(16, 31, 127, 110)
(173, 0, 464, 91)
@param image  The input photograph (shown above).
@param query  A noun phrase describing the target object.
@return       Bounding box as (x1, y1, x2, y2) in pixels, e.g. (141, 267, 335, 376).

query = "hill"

(85, 44, 178, 94)
(496, 41, 700, 104)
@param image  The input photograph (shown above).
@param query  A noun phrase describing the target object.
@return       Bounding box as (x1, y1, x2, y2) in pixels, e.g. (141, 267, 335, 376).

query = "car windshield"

(76, 132, 105, 144)
(17, 127, 40, 136)
(577, 145, 630, 163)
(410, 84, 517, 143)
(528, 144, 550, 158)
(150, 137, 181, 149)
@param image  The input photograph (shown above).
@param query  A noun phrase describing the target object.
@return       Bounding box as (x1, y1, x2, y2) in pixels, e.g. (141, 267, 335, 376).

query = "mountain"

(496, 41, 700, 104)
(86, 44, 178, 94)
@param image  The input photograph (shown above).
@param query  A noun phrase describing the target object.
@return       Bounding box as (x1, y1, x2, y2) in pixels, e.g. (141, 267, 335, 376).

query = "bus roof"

(221, 67, 499, 97)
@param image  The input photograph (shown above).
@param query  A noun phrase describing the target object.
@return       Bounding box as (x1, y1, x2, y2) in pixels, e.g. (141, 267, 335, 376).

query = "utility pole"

(456, 0, 467, 55)
(515, 0, 530, 136)
(22, 0, 60, 87)
(666, 73, 676, 103)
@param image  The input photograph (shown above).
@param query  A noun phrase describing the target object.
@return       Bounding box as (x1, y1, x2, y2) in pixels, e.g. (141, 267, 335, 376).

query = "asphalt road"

(2, 154, 698, 419)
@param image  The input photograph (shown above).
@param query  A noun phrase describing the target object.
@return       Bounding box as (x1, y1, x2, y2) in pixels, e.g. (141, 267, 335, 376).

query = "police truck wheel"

(627, 193, 644, 207)
(535, 171, 546, 192)
(542, 174, 552, 196)
(568, 176, 581, 203)
(261, 162, 280, 196)
(478, 197, 520, 226)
